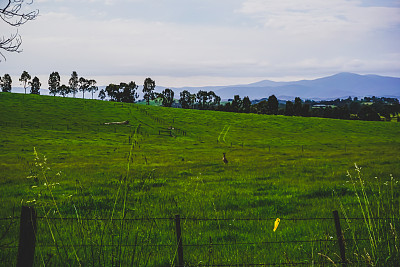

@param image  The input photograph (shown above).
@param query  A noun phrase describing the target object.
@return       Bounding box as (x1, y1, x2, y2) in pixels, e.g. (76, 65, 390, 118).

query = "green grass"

(0, 92, 399, 266)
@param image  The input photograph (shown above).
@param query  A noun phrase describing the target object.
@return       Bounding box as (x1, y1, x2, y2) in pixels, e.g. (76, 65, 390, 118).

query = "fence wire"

(1, 214, 398, 266)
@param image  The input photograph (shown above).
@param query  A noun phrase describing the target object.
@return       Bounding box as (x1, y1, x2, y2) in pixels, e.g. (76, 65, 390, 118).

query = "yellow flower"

(273, 218, 280, 232)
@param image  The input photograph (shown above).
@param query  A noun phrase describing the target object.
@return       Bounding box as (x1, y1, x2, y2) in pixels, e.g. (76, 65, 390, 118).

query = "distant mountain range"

(170, 72, 400, 100)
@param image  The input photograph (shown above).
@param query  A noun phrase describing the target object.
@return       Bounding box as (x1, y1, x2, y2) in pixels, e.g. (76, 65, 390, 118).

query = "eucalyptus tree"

(88, 79, 98, 99)
(284, 101, 294, 116)
(98, 89, 106, 100)
(196, 90, 209, 109)
(179, 90, 195, 109)
(267, 94, 279, 115)
(68, 71, 79, 97)
(242, 96, 251, 113)
(143, 77, 155, 105)
(1, 73, 12, 92)
(293, 97, 303, 116)
(48, 71, 60, 96)
(79, 77, 90, 99)
(159, 88, 174, 107)
(207, 91, 221, 109)
(19, 71, 31, 94)
(231, 95, 242, 112)
(29, 76, 41, 94)
(105, 81, 139, 103)
(58, 84, 71, 97)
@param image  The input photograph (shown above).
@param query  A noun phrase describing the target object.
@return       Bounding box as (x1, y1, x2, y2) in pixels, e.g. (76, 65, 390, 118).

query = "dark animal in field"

(103, 120, 129, 125)
(222, 153, 228, 164)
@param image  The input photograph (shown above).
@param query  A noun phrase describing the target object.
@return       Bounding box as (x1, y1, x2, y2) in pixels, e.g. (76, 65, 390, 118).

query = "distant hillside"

(172, 73, 400, 100)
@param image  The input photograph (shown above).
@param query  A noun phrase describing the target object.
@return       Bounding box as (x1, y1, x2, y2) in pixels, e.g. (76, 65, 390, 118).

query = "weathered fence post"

(175, 214, 184, 267)
(333, 210, 347, 267)
(17, 206, 37, 267)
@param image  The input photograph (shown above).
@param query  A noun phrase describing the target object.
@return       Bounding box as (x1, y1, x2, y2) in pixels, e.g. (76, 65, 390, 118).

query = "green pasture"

(0, 92, 399, 266)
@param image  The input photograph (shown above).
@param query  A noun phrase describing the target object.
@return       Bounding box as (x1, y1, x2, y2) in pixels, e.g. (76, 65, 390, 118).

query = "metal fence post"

(175, 214, 184, 267)
(17, 206, 37, 267)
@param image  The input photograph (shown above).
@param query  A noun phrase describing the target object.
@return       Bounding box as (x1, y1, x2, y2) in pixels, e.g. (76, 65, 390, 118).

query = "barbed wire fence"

(1, 206, 398, 266)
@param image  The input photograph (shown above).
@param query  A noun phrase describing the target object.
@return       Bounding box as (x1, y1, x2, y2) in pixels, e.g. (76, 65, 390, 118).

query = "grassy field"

(0, 92, 399, 266)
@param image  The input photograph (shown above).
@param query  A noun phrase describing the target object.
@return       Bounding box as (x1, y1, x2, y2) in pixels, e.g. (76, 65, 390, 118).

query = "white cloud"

(238, 0, 400, 35)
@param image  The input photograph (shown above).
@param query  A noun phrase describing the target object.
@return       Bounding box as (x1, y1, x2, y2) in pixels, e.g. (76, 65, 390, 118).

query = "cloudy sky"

(1, 0, 400, 87)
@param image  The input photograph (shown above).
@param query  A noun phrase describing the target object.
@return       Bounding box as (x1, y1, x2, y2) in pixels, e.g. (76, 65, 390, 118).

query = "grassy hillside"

(1, 92, 399, 266)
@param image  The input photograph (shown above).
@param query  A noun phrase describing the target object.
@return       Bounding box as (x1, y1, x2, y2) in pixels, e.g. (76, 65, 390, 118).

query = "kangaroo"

(222, 153, 228, 164)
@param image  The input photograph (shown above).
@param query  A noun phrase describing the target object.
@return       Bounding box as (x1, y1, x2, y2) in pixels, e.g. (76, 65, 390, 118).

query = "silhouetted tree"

(58, 84, 70, 97)
(207, 91, 221, 109)
(159, 88, 174, 107)
(254, 100, 268, 114)
(285, 101, 294, 116)
(69, 71, 79, 98)
(105, 82, 139, 103)
(78, 77, 90, 99)
(231, 95, 242, 112)
(88, 79, 98, 99)
(294, 97, 302, 116)
(143, 77, 155, 105)
(121, 82, 139, 103)
(179, 90, 195, 109)
(1, 73, 12, 92)
(48, 71, 60, 96)
(29, 76, 41, 94)
(19, 71, 31, 94)
(196, 90, 209, 109)
(98, 89, 106, 100)
(242, 96, 251, 113)
(0, 0, 38, 60)
(267, 95, 279, 115)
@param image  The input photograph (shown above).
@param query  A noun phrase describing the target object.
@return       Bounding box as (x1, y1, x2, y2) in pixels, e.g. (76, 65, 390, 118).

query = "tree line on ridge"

(1, 72, 399, 122)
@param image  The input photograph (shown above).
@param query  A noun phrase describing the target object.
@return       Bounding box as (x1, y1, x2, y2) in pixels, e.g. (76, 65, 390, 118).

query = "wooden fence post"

(17, 206, 37, 267)
(333, 210, 347, 267)
(175, 214, 184, 267)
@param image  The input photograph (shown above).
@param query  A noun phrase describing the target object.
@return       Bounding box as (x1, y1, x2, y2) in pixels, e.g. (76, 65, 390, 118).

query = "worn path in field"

(218, 125, 231, 143)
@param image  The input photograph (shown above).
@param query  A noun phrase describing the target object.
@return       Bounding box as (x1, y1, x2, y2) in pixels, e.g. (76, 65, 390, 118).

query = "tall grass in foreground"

(336, 164, 399, 266)
(24, 128, 178, 266)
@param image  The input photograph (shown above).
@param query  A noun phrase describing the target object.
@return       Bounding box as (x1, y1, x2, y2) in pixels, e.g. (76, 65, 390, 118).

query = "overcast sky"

(1, 0, 400, 87)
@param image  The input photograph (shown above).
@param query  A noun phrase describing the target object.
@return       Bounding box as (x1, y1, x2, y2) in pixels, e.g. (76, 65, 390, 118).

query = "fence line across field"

(0, 215, 394, 221)
(2, 206, 397, 266)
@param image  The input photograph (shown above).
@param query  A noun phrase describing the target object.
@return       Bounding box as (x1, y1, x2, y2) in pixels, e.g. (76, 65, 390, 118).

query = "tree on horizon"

(29, 76, 41, 95)
(58, 84, 70, 97)
(69, 71, 79, 98)
(79, 77, 90, 99)
(159, 88, 174, 107)
(48, 71, 60, 96)
(1, 74, 12, 92)
(19, 71, 31, 94)
(143, 77, 155, 105)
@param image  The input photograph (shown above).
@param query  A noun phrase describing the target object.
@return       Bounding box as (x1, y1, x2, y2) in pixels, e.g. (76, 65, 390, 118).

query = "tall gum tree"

(19, 71, 31, 94)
